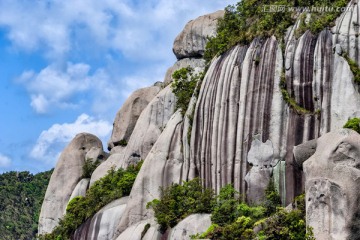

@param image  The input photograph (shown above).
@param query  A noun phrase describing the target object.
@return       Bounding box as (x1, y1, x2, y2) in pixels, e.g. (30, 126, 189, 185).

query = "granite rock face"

(116, 111, 185, 234)
(73, 197, 129, 240)
(40, 2, 360, 239)
(303, 129, 360, 240)
(168, 214, 212, 240)
(173, 10, 223, 59)
(68, 178, 90, 204)
(108, 85, 161, 151)
(38, 133, 104, 234)
(245, 139, 275, 204)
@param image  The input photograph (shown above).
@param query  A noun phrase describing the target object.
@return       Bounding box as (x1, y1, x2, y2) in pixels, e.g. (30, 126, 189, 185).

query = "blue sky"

(0, 0, 237, 173)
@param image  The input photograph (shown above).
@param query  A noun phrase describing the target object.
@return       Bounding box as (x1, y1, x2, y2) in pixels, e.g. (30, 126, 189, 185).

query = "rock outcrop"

(38, 133, 104, 234)
(301, 129, 360, 240)
(173, 10, 223, 59)
(73, 197, 129, 240)
(108, 85, 162, 151)
(168, 214, 212, 240)
(90, 85, 176, 185)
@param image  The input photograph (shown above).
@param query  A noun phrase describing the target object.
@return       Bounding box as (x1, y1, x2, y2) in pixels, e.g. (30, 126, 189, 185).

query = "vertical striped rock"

(38, 133, 103, 234)
(73, 197, 128, 240)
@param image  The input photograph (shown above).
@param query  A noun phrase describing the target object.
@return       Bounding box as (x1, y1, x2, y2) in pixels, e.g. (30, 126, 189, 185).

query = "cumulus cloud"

(0, 154, 11, 167)
(30, 114, 112, 165)
(18, 62, 108, 113)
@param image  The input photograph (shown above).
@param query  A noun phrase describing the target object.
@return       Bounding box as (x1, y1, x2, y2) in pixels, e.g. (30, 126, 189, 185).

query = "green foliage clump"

(258, 194, 315, 240)
(146, 178, 215, 233)
(0, 170, 53, 240)
(343, 53, 360, 84)
(193, 182, 314, 240)
(81, 159, 101, 178)
(171, 67, 203, 116)
(119, 139, 128, 147)
(344, 117, 360, 133)
(39, 162, 143, 240)
(279, 71, 318, 115)
(205, 0, 348, 63)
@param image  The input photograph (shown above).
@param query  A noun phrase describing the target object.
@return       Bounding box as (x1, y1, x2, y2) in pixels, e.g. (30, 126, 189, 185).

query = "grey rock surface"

(116, 111, 185, 236)
(293, 139, 317, 168)
(303, 129, 360, 240)
(68, 178, 90, 204)
(116, 219, 161, 240)
(108, 85, 161, 151)
(38, 133, 103, 234)
(73, 197, 129, 240)
(245, 138, 275, 204)
(173, 10, 223, 59)
(168, 214, 211, 240)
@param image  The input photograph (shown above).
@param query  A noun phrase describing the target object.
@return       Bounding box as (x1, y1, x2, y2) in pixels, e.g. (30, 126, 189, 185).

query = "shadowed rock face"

(38, 133, 104, 234)
(302, 129, 360, 240)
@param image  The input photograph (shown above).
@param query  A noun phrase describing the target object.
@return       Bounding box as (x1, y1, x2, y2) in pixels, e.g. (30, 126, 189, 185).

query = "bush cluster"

(81, 159, 101, 178)
(39, 162, 143, 240)
(171, 67, 203, 116)
(204, 0, 348, 63)
(146, 178, 215, 233)
(344, 117, 360, 134)
(149, 178, 313, 240)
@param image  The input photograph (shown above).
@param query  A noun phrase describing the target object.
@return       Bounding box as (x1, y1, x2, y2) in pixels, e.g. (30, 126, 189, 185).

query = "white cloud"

(18, 62, 105, 113)
(31, 114, 112, 165)
(0, 154, 11, 167)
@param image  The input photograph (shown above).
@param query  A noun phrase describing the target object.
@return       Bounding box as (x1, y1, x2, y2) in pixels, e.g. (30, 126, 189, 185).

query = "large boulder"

(73, 197, 129, 240)
(173, 10, 223, 59)
(116, 219, 161, 240)
(303, 129, 360, 240)
(168, 214, 212, 240)
(108, 84, 162, 151)
(38, 133, 104, 234)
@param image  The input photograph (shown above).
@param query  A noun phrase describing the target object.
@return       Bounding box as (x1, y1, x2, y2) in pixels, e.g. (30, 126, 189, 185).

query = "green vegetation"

(344, 117, 360, 133)
(40, 162, 143, 240)
(279, 72, 313, 114)
(0, 170, 53, 240)
(149, 178, 313, 239)
(204, 0, 348, 63)
(171, 67, 204, 116)
(146, 178, 215, 233)
(343, 53, 360, 84)
(81, 159, 101, 178)
(119, 139, 128, 147)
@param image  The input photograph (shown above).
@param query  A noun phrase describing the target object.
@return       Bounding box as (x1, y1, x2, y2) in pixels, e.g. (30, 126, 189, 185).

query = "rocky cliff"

(39, 2, 360, 239)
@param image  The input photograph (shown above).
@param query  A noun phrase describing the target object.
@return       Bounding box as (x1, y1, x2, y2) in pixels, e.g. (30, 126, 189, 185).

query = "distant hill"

(0, 170, 52, 240)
